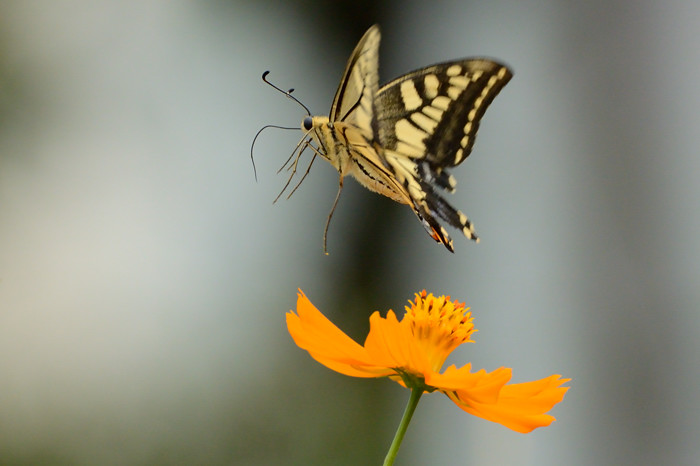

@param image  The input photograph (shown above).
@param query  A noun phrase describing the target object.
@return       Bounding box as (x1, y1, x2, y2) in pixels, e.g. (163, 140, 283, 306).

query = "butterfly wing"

(376, 59, 511, 166)
(374, 59, 512, 251)
(329, 25, 381, 143)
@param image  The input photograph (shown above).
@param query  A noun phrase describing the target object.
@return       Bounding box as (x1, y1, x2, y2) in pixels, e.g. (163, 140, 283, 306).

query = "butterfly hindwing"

(379, 153, 477, 252)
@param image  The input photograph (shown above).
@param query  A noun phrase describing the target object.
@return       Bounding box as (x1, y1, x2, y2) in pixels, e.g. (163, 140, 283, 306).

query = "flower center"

(403, 291, 476, 372)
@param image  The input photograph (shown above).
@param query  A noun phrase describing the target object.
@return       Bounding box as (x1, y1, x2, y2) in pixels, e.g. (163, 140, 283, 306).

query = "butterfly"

(262, 24, 512, 253)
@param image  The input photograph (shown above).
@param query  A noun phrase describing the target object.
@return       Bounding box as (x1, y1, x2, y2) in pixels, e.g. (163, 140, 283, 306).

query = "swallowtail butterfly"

(264, 25, 512, 253)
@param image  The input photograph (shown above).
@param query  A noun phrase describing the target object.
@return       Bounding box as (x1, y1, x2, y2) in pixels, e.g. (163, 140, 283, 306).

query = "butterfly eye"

(303, 117, 313, 131)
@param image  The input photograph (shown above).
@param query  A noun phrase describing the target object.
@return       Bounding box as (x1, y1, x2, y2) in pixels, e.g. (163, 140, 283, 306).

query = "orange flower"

(286, 290, 570, 433)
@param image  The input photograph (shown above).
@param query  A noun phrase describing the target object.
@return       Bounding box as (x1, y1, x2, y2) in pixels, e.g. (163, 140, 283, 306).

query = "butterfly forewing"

(330, 25, 381, 141)
(375, 60, 512, 166)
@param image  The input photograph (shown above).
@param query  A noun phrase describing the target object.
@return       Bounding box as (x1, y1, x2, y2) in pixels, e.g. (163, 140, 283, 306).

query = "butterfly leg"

(274, 140, 313, 203)
(323, 174, 345, 255)
(285, 149, 317, 200)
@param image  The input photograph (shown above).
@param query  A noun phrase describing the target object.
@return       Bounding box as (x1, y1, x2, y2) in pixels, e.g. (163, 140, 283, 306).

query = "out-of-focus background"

(1, 1, 699, 465)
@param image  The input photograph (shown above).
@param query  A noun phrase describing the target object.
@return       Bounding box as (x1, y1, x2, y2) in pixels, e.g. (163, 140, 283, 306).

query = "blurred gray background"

(1, 1, 699, 465)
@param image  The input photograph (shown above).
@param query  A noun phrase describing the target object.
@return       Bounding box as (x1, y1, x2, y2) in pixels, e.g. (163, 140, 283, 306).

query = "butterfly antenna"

(262, 71, 311, 116)
(251, 124, 298, 181)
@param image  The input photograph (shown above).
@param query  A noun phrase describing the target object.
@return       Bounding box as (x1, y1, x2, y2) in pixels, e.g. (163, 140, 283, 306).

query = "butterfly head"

(301, 115, 330, 132)
(300, 115, 339, 164)
(302, 116, 313, 131)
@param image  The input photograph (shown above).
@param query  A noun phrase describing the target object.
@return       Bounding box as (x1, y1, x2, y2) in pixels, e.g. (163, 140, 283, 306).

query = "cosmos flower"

(286, 290, 569, 433)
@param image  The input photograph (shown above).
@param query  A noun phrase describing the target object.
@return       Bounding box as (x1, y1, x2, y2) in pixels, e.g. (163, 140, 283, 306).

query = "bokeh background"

(1, 1, 699, 465)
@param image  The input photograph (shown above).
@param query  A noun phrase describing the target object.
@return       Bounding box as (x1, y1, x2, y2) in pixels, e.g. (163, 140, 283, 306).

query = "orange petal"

(364, 310, 432, 376)
(429, 365, 512, 404)
(287, 291, 394, 377)
(287, 292, 366, 358)
(309, 354, 395, 378)
(449, 374, 570, 433)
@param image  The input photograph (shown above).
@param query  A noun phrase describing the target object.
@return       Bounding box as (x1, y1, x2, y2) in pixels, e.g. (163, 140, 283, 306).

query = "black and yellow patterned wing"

(375, 60, 511, 166)
(373, 59, 512, 251)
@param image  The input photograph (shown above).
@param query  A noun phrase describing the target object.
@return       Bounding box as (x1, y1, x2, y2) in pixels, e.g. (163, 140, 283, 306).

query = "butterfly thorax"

(304, 115, 412, 205)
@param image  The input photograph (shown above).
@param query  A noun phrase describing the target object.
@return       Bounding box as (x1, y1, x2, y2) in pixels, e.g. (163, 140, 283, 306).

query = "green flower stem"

(383, 388, 423, 466)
